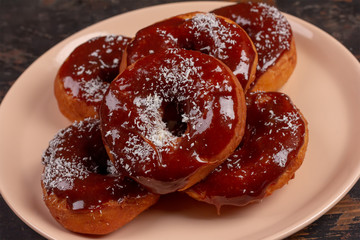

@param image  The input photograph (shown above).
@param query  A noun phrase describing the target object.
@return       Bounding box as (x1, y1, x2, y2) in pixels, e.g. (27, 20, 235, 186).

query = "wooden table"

(0, 0, 359, 239)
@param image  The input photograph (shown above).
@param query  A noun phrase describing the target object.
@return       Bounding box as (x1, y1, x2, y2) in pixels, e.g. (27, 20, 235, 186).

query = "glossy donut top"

(101, 49, 246, 194)
(124, 12, 257, 92)
(42, 118, 149, 211)
(187, 92, 307, 208)
(212, 2, 293, 81)
(57, 35, 131, 105)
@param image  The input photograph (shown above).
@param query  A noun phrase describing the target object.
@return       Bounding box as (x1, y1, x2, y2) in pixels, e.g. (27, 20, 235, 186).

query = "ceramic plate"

(1, 2, 360, 240)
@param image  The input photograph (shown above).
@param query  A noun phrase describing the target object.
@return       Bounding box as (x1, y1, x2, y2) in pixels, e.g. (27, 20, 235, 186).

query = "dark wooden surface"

(0, 0, 359, 239)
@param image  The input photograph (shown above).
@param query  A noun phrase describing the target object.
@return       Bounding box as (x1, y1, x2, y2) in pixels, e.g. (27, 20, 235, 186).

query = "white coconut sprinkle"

(104, 50, 238, 176)
(189, 13, 239, 60)
(42, 119, 101, 191)
(63, 35, 130, 103)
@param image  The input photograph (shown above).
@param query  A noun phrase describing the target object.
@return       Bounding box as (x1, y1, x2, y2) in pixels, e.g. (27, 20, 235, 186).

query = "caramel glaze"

(187, 92, 307, 209)
(212, 2, 293, 86)
(57, 35, 131, 109)
(101, 49, 246, 194)
(41, 118, 151, 211)
(124, 12, 257, 92)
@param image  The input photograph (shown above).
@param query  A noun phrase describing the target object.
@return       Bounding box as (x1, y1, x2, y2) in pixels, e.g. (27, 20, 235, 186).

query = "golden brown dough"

(101, 49, 247, 194)
(54, 35, 131, 122)
(212, 2, 296, 92)
(187, 92, 308, 209)
(41, 118, 159, 235)
(121, 11, 258, 93)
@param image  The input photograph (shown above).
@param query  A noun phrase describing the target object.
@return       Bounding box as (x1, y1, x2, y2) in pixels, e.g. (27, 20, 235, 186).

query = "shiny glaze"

(42, 118, 149, 211)
(188, 92, 306, 208)
(101, 49, 246, 194)
(58, 35, 131, 107)
(212, 2, 293, 84)
(125, 12, 257, 92)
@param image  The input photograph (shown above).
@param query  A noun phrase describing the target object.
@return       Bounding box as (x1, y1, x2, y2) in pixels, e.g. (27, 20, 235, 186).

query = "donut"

(41, 118, 159, 235)
(100, 49, 247, 194)
(186, 91, 308, 210)
(54, 35, 131, 122)
(121, 12, 258, 93)
(212, 2, 296, 92)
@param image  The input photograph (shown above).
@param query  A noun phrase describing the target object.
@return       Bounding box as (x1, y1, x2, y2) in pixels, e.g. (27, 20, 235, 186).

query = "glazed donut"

(100, 49, 247, 194)
(54, 35, 131, 122)
(121, 12, 258, 92)
(212, 2, 296, 92)
(41, 118, 159, 235)
(186, 92, 308, 210)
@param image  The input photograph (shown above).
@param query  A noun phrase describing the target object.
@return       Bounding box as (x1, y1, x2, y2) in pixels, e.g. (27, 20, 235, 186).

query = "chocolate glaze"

(212, 2, 293, 84)
(125, 12, 257, 92)
(101, 49, 246, 194)
(57, 35, 131, 108)
(41, 118, 149, 211)
(188, 92, 306, 208)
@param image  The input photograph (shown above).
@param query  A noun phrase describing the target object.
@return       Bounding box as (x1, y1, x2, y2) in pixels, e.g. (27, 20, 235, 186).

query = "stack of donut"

(44, 2, 308, 235)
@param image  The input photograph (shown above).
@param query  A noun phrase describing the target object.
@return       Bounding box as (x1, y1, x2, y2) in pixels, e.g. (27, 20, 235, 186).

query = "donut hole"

(78, 137, 111, 176)
(92, 157, 110, 175)
(161, 101, 187, 137)
(178, 34, 213, 56)
(185, 43, 212, 56)
(99, 68, 119, 83)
